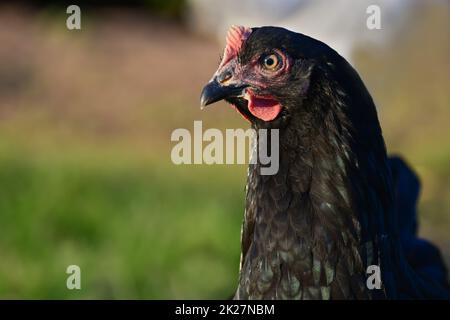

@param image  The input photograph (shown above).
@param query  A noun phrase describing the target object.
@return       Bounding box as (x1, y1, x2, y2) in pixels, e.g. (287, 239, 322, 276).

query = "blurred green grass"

(0, 144, 247, 298)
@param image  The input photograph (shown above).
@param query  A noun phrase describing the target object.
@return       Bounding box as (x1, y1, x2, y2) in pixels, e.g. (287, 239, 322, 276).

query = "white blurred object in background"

(187, 0, 421, 62)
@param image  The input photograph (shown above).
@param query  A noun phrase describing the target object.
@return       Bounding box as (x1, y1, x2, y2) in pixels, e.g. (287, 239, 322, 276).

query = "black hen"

(200, 26, 450, 299)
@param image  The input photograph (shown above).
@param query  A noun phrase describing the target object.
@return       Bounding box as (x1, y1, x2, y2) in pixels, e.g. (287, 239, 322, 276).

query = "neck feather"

(237, 101, 379, 299)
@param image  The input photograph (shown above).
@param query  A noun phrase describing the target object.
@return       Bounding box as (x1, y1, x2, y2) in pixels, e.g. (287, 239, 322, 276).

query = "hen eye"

(262, 53, 280, 70)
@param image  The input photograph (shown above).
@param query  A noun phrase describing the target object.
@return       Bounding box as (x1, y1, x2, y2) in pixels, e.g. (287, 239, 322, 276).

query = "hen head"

(200, 25, 345, 128)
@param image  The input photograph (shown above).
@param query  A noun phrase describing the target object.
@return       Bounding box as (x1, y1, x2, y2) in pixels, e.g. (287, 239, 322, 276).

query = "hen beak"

(200, 78, 247, 109)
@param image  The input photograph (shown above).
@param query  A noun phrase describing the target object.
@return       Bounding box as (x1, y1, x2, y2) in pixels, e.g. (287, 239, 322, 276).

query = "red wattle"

(247, 95, 282, 121)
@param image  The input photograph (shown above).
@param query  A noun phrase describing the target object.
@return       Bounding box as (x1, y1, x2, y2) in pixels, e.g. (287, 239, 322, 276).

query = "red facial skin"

(245, 89, 283, 122)
(215, 26, 292, 122)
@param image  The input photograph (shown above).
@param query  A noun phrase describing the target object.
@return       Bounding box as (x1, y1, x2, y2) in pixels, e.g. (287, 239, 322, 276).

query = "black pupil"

(265, 56, 275, 66)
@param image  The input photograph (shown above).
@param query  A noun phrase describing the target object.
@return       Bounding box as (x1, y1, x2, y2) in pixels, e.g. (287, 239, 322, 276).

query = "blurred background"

(0, 0, 448, 298)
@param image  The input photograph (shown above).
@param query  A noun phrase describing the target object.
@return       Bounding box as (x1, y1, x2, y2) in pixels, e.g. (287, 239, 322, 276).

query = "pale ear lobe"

(219, 25, 252, 68)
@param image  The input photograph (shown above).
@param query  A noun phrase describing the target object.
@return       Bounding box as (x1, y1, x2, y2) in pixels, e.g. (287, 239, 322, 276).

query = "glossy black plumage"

(202, 26, 450, 299)
(390, 156, 450, 293)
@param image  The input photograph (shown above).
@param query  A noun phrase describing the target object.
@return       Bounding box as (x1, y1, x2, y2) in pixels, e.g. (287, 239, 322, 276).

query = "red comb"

(219, 25, 252, 68)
